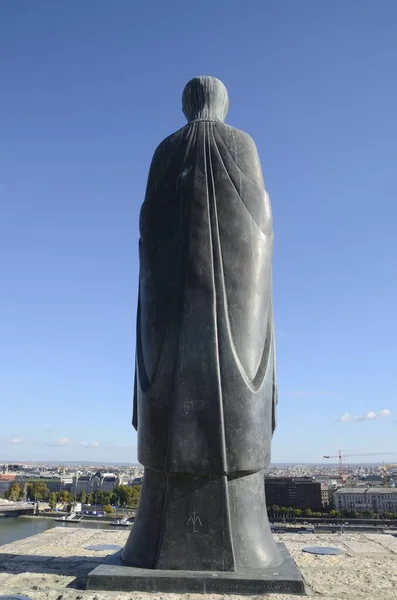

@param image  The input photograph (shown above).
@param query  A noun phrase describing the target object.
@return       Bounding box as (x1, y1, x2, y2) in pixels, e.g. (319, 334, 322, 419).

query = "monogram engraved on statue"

(187, 509, 202, 533)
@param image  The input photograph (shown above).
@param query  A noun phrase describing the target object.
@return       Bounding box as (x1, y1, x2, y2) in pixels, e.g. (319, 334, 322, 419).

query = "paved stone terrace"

(0, 527, 397, 599)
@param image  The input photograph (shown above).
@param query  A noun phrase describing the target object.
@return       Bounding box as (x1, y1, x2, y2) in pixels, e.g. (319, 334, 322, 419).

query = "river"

(0, 517, 117, 546)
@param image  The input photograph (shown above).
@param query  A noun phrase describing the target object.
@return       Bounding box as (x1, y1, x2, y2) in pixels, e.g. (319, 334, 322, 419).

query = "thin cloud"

(42, 437, 130, 450)
(49, 437, 73, 446)
(8, 436, 25, 445)
(80, 441, 100, 448)
(337, 409, 392, 423)
(379, 409, 392, 417)
(0, 436, 27, 445)
(48, 438, 102, 448)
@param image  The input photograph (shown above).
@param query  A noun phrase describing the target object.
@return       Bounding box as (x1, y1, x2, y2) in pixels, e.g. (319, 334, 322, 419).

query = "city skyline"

(0, 460, 393, 467)
(1, 0, 396, 463)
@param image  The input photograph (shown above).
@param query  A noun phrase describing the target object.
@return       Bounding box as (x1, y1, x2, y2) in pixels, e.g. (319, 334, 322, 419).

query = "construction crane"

(323, 450, 394, 483)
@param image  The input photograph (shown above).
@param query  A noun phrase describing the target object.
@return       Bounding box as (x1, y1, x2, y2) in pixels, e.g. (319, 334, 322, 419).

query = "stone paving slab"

(362, 533, 397, 553)
(0, 527, 396, 599)
(342, 538, 389, 554)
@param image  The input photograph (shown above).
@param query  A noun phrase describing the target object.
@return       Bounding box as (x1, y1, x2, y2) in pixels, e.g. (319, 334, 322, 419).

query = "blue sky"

(1, 0, 396, 464)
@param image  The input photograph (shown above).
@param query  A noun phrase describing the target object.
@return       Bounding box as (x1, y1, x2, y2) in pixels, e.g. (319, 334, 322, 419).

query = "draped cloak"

(133, 119, 277, 476)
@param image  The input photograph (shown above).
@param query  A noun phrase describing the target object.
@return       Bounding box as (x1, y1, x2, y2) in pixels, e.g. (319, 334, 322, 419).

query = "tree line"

(267, 505, 397, 520)
(3, 482, 141, 509)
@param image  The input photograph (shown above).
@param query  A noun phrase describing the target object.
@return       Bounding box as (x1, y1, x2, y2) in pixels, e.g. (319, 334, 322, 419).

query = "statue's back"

(124, 76, 280, 572)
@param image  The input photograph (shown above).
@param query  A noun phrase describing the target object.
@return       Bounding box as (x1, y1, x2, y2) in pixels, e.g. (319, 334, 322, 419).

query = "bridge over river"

(0, 502, 36, 517)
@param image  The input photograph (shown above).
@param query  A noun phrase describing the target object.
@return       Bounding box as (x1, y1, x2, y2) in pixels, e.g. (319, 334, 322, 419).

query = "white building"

(334, 487, 397, 513)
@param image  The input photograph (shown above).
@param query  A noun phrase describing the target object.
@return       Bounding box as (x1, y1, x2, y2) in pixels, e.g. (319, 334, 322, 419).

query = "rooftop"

(1, 525, 397, 599)
(336, 487, 397, 494)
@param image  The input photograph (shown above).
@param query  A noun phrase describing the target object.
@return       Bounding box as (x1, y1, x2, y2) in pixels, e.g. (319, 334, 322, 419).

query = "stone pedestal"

(86, 543, 306, 595)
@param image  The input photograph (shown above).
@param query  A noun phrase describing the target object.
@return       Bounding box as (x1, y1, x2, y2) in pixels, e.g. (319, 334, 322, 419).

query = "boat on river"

(110, 515, 133, 527)
(54, 511, 83, 523)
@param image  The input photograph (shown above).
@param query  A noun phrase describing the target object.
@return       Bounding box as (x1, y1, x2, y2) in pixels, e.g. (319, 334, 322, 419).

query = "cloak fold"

(133, 120, 277, 475)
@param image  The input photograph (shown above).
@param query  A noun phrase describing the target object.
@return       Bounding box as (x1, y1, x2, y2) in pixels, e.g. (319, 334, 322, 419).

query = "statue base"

(122, 468, 281, 571)
(86, 543, 305, 594)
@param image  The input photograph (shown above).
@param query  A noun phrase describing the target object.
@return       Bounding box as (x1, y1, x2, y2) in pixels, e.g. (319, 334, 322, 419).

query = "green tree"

(111, 485, 141, 508)
(92, 490, 112, 505)
(79, 490, 87, 504)
(341, 509, 357, 519)
(361, 509, 375, 519)
(86, 493, 93, 504)
(103, 503, 114, 514)
(4, 483, 23, 501)
(128, 485, 141, 507)
(26, 482, 50, 501)
(110, 485, 124, 506)
(56, 490, 72, 503)
(49, 493, 57, 510)
(304, 508, 312, 517)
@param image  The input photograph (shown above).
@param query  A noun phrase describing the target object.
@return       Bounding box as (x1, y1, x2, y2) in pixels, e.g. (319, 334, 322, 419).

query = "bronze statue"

(122, 76, 280, 571)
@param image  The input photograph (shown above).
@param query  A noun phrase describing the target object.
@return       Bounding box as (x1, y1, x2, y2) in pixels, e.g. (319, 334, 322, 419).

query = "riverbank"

(21, 514, 119, 524)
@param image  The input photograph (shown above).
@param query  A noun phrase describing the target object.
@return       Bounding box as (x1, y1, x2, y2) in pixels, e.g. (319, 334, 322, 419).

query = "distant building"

(321, 484, 329, 508)
(265, 477, 322, 511)
(129, 477, 143, 486)
(5, 465, 24, 472)
(99, 473, 119, 492)
(16, 475, 73, 494)
(72, 473, 124, 496)
(334, 487, 397, 513)
(358, 474, 384, 484)
(0, 474, 16, 496)
(74, 475, 101, 495)
(327, 484, 339, 508)
(94, 472, 123, 492)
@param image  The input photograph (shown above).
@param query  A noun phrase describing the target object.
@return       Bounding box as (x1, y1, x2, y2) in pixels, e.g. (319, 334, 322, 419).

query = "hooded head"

(182, 76, 229, 123)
